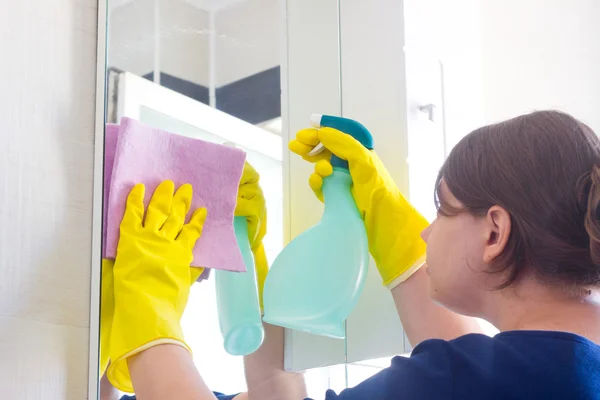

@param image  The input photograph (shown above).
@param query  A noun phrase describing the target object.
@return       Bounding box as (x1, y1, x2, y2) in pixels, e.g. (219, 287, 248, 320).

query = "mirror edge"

(88, 0, 108, 398)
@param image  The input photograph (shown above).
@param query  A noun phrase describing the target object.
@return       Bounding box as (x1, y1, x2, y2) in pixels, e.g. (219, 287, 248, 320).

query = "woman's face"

(420, 181, 494, 316)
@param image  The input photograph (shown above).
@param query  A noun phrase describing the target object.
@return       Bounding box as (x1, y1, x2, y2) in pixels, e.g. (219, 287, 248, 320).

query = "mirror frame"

(88, 0, 108, 397)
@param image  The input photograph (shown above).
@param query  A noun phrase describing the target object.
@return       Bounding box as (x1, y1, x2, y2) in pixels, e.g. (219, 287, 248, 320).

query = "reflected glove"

(100, 259, 115, 377)
(107, 180, 207, 393)
(252, 242, 269, 312)
(289, 127, 429, 289)
(234, 162, 268, 310)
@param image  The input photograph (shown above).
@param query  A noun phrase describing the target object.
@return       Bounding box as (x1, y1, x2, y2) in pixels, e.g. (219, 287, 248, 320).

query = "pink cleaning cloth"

(105, 117, 247, 273)
(102, 124, 119, 258)
(103, 123, 212, 281)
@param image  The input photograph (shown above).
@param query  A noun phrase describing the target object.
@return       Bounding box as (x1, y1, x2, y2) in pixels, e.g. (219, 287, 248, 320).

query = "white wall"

(480, 0, 600, 131)
(0, 0, 97, 398)
(386, 0, 484, 157)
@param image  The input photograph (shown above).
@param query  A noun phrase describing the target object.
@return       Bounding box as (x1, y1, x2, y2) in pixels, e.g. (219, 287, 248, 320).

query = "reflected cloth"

(120, 392, 238, 400)
(308, 331, 600, 399)
(105, 117, 247, 272)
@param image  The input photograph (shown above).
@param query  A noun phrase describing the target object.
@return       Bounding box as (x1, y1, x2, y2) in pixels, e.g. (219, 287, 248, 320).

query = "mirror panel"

(105, 0, 286, 394)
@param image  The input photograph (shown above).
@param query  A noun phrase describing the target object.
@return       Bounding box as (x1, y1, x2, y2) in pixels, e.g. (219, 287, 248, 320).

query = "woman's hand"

(289, 126, 429, 288)
(106, 180, 207, 393)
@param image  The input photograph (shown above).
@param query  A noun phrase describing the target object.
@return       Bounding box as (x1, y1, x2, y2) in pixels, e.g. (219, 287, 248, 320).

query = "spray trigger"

(306, 113, 325, 157)
(308, 143, 325, 157)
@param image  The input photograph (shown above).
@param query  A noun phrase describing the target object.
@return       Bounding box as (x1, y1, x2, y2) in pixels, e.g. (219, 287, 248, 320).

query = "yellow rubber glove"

(234, 162, 268, 310)
(100, 259, 115, 377)
(235, 162, 267, 251)
(107, 180, 207, 393)
(289, 127, 429, 289)
(99, 264, 203, 379)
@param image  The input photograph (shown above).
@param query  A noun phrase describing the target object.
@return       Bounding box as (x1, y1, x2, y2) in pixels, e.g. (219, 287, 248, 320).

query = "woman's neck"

(483, 277, 600, 343)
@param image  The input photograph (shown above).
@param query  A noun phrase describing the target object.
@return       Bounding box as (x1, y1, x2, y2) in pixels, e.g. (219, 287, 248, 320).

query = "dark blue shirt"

(312, 331, 600, 399)
(122, 331, 600, 399)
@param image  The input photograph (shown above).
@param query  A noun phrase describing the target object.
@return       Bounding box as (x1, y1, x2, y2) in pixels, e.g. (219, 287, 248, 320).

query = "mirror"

(101, 0, 288, 397)
(94, 0, 600, 399)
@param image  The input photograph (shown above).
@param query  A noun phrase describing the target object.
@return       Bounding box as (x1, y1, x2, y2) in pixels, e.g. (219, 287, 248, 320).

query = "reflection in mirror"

(101, 0, 287, 398)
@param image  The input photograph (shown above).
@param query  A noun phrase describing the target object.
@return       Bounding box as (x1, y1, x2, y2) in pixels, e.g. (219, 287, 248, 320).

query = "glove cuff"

(382, 254, 426, 290)
(107, 301, 188, 392)
(107, 337, 192, 393)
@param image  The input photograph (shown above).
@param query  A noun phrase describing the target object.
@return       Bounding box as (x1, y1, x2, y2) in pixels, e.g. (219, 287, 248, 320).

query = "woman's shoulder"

(405, 332, 494, 361)
(410, 330, 600, 363)
(316, 331, 600, 399)
(401, 330, 600, 399)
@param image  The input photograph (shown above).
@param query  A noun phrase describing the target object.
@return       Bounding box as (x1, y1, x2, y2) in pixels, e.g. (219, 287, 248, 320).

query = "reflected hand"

(107, 181, 207, 393)
(289, 127, 429, 289)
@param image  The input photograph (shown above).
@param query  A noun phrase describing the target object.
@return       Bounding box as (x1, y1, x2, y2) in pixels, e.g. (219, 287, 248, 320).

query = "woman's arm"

(240, 270, 480, 399)
(391, 267, 483, 346)
(102, 353, 248, 400)
(100, 372, 120, 400)
(128, 344, 217, 400)
(243, 322, 308, 400)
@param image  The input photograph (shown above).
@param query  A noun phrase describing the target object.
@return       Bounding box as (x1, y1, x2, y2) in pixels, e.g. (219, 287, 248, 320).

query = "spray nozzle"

(306, 114, 374, 169)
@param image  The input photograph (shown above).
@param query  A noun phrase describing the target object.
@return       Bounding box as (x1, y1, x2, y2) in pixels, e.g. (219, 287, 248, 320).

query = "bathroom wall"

(480, 0, 600, 130)
(0, 0, 97, 398)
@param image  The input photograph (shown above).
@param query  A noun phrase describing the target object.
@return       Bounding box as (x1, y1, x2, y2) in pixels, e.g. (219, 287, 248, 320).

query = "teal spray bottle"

(262, 114, 372, 339)
(214, 153, 265, 355)
(215, 217, 264, 355)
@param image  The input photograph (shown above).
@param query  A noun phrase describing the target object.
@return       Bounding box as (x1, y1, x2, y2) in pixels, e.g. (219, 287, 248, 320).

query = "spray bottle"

(262, 114, 372, 339)
(215, 217, 264, 355)
(214, 146, 265, 356)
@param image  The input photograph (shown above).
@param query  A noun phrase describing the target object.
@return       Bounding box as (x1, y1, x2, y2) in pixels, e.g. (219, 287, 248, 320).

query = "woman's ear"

(482, 205, 511, 263)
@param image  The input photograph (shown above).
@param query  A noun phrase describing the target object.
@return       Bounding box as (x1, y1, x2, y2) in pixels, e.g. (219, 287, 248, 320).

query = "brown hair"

(435, 110, 600, 288)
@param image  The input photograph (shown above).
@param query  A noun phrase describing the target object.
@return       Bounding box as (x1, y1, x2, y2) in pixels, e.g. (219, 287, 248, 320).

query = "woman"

(104, 110, 600, 399)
